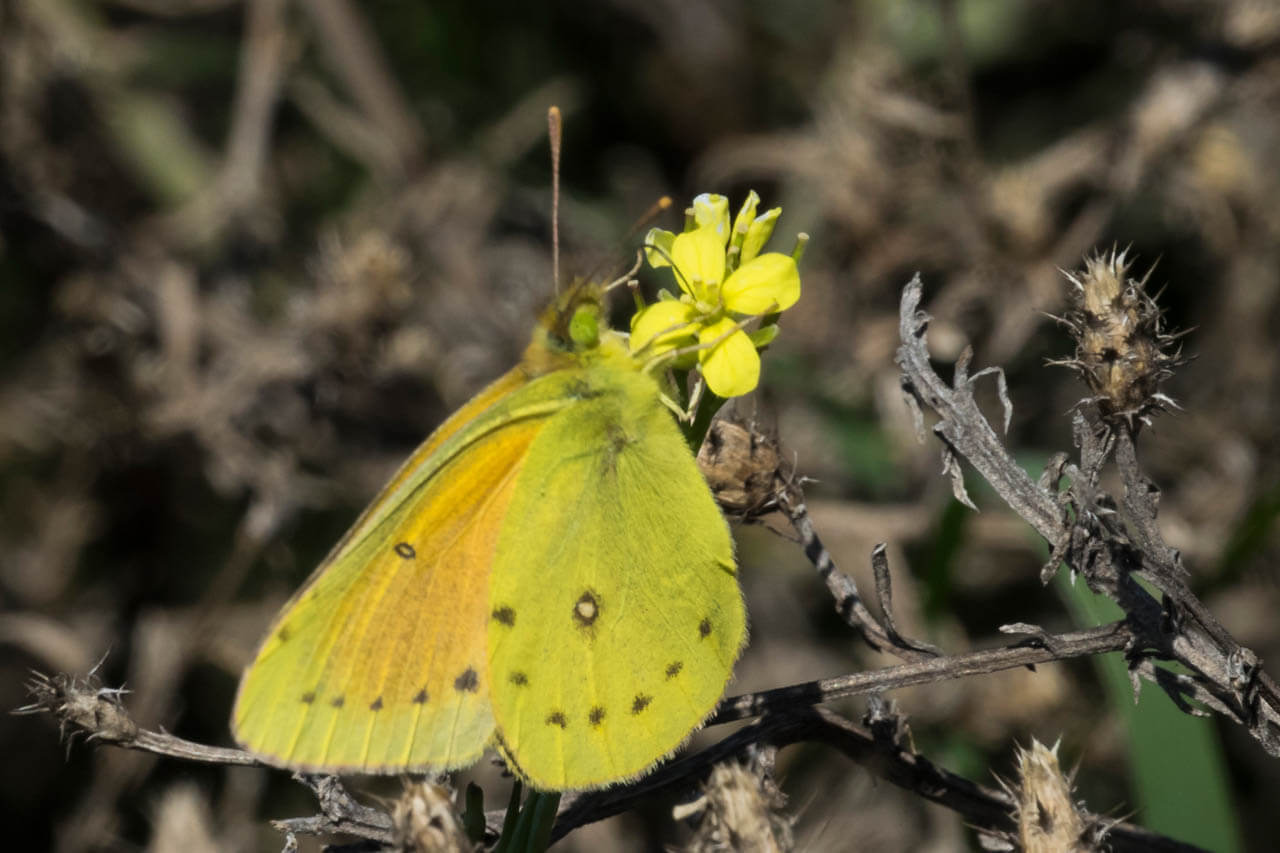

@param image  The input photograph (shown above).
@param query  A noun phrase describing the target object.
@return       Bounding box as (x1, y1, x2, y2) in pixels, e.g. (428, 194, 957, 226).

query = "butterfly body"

(233, 287, 745, 790)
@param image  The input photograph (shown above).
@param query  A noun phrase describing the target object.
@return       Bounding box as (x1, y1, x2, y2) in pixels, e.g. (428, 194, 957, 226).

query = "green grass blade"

(1056, 571, 1242, 852)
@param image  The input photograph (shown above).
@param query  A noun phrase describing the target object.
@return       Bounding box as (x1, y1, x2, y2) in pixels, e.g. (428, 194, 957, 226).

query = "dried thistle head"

(1051, 249, 1186, 430)
(17, 670, 137, 753)
(674, 760, 793, 853)
(986, 738, 1111, 853)
(696, 419, 786, 519)
(390, 781, 475, 853)
(1014, 739, 1090, 853)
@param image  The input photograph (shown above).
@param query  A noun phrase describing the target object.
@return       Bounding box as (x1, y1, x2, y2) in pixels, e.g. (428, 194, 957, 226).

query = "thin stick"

(23, 621, 1131, 765)
(625, 195, 673, 243)
(548, 105, 563, 291)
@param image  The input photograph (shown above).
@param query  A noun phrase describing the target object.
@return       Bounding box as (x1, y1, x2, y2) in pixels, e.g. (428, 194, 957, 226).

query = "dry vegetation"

(5, 1, 1280, 850)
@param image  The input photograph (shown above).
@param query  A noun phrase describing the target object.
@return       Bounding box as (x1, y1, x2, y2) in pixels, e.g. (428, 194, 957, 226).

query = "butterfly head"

(524, 280, 631, 375)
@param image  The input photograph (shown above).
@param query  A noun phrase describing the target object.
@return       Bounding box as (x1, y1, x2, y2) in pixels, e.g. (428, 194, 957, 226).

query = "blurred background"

(3, 0, 1280, 850)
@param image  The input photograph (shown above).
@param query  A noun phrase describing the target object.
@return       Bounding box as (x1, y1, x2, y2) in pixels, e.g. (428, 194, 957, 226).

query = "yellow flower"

(629, 298, 698, 357)
(631, 191, 801, 398)
(697, 317, 760, 397)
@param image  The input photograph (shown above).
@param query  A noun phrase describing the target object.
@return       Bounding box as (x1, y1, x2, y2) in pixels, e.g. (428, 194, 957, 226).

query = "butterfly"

(232, 280, 745, 790)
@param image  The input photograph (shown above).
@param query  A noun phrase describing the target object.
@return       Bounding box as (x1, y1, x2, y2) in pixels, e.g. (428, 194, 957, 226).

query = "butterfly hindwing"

(487, 363, 744, 789)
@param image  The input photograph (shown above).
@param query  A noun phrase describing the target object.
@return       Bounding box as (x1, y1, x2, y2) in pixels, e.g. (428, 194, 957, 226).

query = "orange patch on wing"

(233, 415, 543, 773)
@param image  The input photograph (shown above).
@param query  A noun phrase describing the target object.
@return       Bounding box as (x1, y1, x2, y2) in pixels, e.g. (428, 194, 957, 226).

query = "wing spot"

(492, 606, 516, 626)
(370, 697, 383, 711)
(394, 542, 416, 559)
(665, 661, 683, 679)
(412, 689, 428, 704)
(454, 667, 479, 692)
(546, 710, 567, 728)
(276, 625, 291, 643)
(300, 691, 316, 705)
(631, 694, 652, 714)
(573, 589, 600, 627)
(588, 706, 606, 727)
(331, 695, 345, 708)
(699, 617, 712, 638)
(509, 671, 529, 687)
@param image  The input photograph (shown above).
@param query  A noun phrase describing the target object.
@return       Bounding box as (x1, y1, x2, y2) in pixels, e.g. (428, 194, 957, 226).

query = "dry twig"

(895, 274, 1280, 754)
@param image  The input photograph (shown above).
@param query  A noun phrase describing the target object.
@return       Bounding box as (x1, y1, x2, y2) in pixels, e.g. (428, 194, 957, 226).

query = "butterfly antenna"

(548, 105, 563, 293)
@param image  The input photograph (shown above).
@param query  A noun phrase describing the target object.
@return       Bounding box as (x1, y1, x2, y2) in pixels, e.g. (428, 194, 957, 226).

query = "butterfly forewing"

(233, 377, 555, 773)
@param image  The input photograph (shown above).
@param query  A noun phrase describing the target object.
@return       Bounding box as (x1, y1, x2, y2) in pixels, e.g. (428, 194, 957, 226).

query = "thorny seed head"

(1051, 249, 1187, 431)
(390, 781, 472, 853)
(17, 670, 137, 755)
(988, 739, 1112, 852)
(1015, 739, 1090, 852)
(674, 760, 793, 853)
(696, 419, 787, 519)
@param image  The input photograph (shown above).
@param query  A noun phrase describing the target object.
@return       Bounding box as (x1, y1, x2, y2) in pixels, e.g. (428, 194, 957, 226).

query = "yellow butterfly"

(232, 281, 745, 791)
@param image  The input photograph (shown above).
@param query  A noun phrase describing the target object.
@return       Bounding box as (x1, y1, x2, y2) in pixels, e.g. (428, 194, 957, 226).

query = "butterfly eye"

(568, 304, 599, 349)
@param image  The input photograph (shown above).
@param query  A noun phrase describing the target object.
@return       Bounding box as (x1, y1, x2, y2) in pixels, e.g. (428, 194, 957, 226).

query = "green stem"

(683, 390, 727, 451)
(494, 787, 561, 853)
(492, 781, 524, 853)
(462, 782, 486, 843)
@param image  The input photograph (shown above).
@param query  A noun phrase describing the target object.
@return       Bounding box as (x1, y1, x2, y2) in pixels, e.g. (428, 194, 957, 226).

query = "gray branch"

(895, 273, 1280, 756)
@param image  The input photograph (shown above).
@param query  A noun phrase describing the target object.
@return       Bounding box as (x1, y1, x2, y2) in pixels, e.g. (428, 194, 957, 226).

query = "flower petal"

(630, 300, 698, 354)
(730, 191, 760, 248)
(671, 224, 726, 299)
(722, 252, 800, 315)
(692, 193, 730, 244)
(741, 206, 780, 264)
(698, 319, 760, 397)
(643, 228, 676, 269)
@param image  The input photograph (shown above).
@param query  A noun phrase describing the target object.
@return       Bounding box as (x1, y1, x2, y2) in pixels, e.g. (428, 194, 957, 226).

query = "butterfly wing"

(487, 364, 744, 790)
(233, 366, 573, 773)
